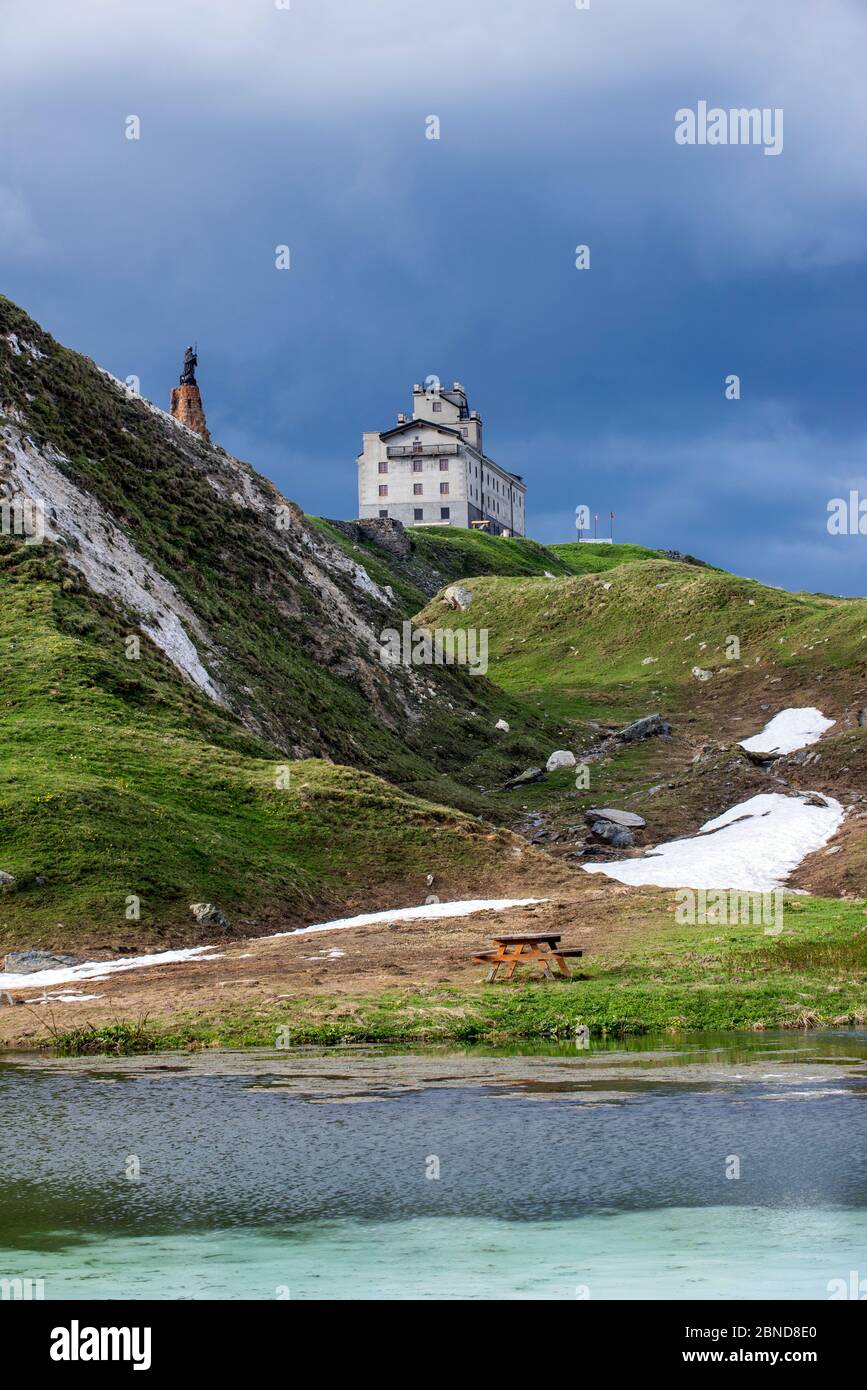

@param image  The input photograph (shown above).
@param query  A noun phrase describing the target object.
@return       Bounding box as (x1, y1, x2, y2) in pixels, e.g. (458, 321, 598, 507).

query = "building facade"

(357, 381, 526, 535)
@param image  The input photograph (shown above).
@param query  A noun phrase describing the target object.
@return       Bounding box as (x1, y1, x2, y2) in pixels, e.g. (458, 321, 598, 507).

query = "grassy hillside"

(310, 518, 669, 614)
(417, 558, 867, 722)
(0, 545, 557, 946)
(0, 296, 564, 812)
(0, 297, 584, 945)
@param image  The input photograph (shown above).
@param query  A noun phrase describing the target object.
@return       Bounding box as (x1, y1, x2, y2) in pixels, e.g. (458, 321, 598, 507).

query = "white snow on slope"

(1, 422, 228, 707)
(740, 707, 835, 756)
(2, 945, 222, 993)
(583, 793, 844, 892)
(272, 897, 548, 939)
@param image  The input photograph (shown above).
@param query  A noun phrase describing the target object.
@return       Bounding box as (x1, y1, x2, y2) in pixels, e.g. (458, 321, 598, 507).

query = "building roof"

(378, 418, 464, 442)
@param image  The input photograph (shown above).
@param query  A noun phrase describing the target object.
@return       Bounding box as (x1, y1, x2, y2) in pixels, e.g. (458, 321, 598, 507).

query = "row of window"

(378, 459, 449, 472)
(379, 508, 450, 521)
(378, 482, 449, 496)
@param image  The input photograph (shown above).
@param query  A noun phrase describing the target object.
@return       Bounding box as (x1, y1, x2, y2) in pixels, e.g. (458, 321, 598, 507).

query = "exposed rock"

(495, 718, 510, 732)
(505, 767, 545, 789)
(546, 750, 576, 771)
(616, 713, 671, 743)
(4, 949, 81, 973)
(424, 894, 440, 905)
(659, 549, 708, 567)
(353, 517, 412, 558)
(443, 584, 473, 611)
(692, 667, 713, 682)
(584, 807, 646, 828)
(190, 902, 231, 931)
(742, 747, 777, 768)
(590, 819, 634, 848)
(858, 708, 867, 727)
(0, 870, 14, 887)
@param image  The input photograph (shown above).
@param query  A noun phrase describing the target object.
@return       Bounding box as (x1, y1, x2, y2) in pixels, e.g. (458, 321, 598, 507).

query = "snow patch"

(583, 792, 844, 891)
(2, 945, 222, 992)
(272, 897, 548, 939)
(740, 707, 836, 756)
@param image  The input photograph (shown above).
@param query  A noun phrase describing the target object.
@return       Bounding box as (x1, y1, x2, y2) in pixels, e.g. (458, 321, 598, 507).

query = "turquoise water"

(3, 1033, 867, 1300)
(17, 1209, 867, 1301)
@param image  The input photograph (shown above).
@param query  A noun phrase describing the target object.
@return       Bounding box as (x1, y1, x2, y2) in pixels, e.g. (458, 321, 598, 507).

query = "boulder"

(190, 902, 231, 931)
(0, 870, 14, 887)
(584, 807, 646, 828)
(858, 708, 867, 727)
(443, 584, 473, 611)
(590, 819, 634, 848)
(4, 949, 81, 973)
(505, 767, 544, 789)
(615, 714, 671, 743)
(546, 750, 576, 771)
(692, 667, 713, 682)
(494, 718, 510, 732)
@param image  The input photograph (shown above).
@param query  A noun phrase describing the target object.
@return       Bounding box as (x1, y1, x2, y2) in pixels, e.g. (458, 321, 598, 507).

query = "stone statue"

(179, 345, 197, 386)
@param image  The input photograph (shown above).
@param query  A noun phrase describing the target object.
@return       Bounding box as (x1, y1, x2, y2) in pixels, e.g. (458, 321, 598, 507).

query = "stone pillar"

(170, 383, 210, 442)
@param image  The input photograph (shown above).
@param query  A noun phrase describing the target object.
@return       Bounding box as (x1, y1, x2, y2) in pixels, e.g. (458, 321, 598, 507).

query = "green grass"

(547, 540, 673, 575)
(416, 558, 867, 722)
(308, 519, 672, 617)
(0, 550, 540, 945)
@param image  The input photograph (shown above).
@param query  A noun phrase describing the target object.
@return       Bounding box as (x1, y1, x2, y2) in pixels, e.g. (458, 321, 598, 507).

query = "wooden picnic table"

(472, 932, 583, 982)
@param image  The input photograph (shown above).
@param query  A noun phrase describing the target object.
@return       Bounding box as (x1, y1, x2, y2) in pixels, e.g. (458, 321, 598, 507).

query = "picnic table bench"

(472, 932, 583, 982)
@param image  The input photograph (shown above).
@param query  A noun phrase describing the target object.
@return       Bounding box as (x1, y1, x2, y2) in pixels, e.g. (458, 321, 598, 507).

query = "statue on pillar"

(179, 345, 198, 386)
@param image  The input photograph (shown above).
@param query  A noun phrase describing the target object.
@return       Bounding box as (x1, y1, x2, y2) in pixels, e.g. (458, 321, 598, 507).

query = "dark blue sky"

(3, 0, 866, 593)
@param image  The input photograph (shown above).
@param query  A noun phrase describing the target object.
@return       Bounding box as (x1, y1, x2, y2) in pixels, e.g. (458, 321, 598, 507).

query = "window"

(414, 507, 423, 521)
(378, 484, 388, 497)
(438, 458, 448, 470)
(379, 509, 388, 518)
(413, 482, 423, 495)
(412, 459, 423, 472)
(440, 507, 450, 519)
(460, 427, 468, 437)
(432, 401, 442, 412)
(440, 481, 449, 495)
(378, 461, 388, 473)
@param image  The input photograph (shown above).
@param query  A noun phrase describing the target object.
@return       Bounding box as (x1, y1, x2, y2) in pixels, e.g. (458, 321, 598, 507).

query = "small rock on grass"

(590, 819, 635, 848)
(505, 767, 544, 789)
(190, 903, 231, 931)
(546, 750, 576, 771)
(584, 807, 646, 828)
(616, 714, 671, 742)
(3, 949, 81, 973)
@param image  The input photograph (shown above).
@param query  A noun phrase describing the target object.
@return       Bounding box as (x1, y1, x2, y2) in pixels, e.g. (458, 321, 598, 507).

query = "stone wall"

(170, 384, 210, 442)
(328, 516, 412, 558)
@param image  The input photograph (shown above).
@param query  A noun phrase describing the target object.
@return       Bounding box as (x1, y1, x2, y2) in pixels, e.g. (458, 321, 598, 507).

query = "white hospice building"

(356, 381, 526, 535)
